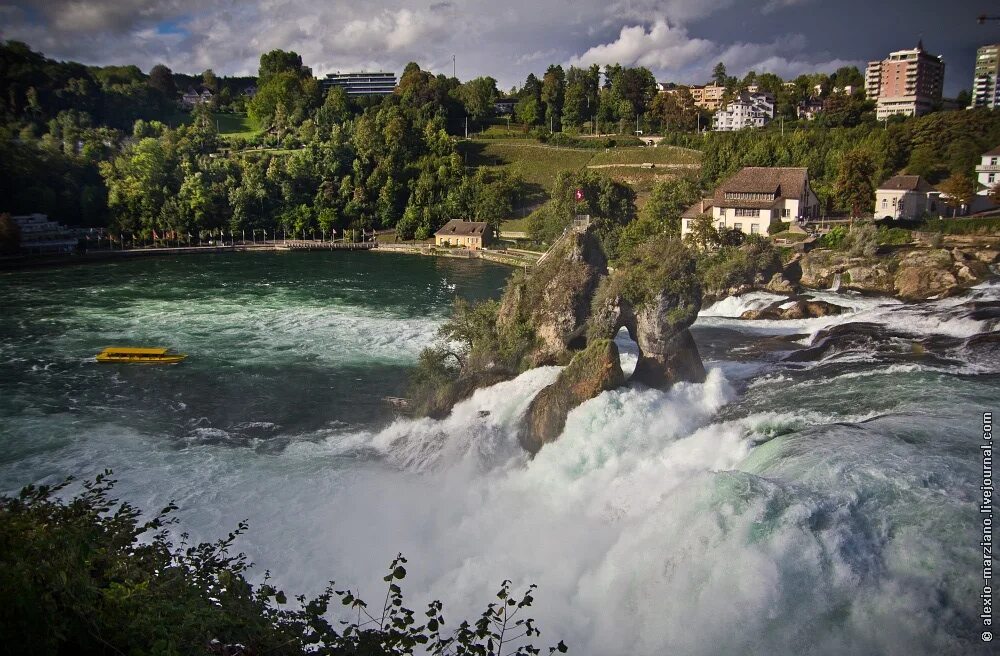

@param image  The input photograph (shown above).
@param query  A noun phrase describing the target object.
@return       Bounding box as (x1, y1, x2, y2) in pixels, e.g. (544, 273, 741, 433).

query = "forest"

(1, 39, 999, 247)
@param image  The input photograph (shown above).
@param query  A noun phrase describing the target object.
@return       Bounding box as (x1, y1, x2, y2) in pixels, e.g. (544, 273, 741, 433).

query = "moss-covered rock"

(520, 339, 625, 454)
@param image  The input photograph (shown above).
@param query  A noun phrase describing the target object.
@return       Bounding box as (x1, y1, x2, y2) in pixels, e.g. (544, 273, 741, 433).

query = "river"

(1, 251, 997, 655)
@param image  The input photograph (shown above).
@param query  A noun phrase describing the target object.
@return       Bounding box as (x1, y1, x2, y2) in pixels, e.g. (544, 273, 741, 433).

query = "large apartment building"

(865, 41, 944, 119)
(712, 92, 775, 131)
(320, 71, 397, 96)
(674, 84, 726, 111)
(970, 44, 1000, 109)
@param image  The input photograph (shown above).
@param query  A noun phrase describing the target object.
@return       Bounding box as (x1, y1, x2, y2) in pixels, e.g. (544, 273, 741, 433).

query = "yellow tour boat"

(95, 347, 187, 364)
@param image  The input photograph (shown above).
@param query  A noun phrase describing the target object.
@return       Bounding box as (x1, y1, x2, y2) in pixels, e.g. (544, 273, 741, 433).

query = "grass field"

(458, 138, 703, 208)
(214, 113, 258, 139)
(587, 145, 701, 166)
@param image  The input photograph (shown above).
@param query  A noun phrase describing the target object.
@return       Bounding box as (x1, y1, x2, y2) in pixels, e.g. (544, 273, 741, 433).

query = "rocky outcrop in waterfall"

(520, 339, 625, 454)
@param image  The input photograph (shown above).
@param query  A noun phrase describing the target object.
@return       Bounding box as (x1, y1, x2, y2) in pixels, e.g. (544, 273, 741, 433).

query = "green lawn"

(214, 113, 259, 139)
(587, 145, 701, 166)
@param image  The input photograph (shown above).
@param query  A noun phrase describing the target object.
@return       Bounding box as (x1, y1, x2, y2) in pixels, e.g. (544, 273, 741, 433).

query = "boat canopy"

(99, 347, 170, 355)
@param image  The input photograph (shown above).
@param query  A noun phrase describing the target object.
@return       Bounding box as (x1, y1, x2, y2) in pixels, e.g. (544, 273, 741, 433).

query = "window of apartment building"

(751, 224, 760, 234)
(734, 222, 742, 231)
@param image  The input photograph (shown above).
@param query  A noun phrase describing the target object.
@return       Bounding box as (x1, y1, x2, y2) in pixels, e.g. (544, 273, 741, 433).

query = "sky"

(0, 0, 997, 96)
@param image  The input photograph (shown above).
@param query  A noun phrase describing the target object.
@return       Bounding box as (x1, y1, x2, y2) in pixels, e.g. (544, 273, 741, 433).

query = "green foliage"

(834, 149, 876, 218)
(695, 235, 782, 295)
(920, 217, 1000, 235)
(767, 219, 790, 235)
(845, 220, 878, 257)
(817, 225, 848, 249)
(527, 170, 636, 250)
(0, 472, 566, 656)
(875, 226, 912, 246)
(599, 235, 699, 312)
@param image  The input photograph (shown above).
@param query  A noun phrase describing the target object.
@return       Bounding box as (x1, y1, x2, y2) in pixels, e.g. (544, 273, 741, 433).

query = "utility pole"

(452, 54, 456, 79)
(465, 116, 468, 139)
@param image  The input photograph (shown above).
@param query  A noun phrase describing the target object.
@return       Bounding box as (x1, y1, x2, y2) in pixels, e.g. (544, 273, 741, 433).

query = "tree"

(683, 214, 719, 251)
(938, 172, 976, 216)
(515, 96, 541, 126)
(541, 65, 565, 131)
(0, 213, 22, 254)
(834, 149, 876, 218)
(258, 50, 304, 85)
(460, 76, 498, 123)
(147, 64, 176, 99)
(712, 62, 727, 87)
(201, 68, 219, 92)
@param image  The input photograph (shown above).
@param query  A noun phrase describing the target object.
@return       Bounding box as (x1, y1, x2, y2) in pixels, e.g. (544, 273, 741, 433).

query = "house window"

(782, 208, 790, 218)
(734, 222, 743, 232)
(684, 219, 690, 230)
(992, 157, 998, 165)
(717, 221, 725, 231)
(881, 198, 887, 209)
(751, 224, 760, 234)
(735, 208, 759, 217)
(990, 173, 996, 184)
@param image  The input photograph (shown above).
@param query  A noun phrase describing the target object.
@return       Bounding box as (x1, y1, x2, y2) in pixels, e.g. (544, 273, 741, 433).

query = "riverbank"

(0, 240, 541, 271)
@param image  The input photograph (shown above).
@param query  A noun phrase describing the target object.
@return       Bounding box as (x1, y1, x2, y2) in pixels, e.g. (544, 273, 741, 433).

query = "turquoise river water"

(1, 250, 998, 655)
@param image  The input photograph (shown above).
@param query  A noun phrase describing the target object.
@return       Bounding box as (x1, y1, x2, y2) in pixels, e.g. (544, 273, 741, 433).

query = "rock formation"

(497, 227, 607, 366)
(520, 339, 625, 454)
(740, 299, 845, 321)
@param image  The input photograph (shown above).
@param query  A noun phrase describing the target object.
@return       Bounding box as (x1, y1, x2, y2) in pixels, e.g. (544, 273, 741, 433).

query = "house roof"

(717, 167, 808, 197)
(984, 145, 1000, 157)
(878, 175, 934, 192)
(681, 199, 714, 219)
(435, 219, 489, 237)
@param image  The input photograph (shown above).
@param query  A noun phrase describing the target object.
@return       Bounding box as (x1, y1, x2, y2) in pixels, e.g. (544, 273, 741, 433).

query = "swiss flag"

(575, 188, 584, 201)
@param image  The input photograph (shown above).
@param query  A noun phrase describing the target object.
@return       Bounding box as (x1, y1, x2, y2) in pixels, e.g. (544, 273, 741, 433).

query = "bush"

(817, 225, 848, 249)
(919, 217, 1000, 235)
(845, 221, 878, 257)
(875, 226, 912, 246)
(767, 219, 790, 235)
(0, 472, 566, 656)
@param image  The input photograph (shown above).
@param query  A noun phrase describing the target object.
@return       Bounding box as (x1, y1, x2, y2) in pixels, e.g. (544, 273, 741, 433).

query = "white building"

(712, 92, 775, 131)
(874, 175, 940, 220)
(976, 146, 1000, 196)
(11, 214, 79, 254)
(680, 167, 820, 238)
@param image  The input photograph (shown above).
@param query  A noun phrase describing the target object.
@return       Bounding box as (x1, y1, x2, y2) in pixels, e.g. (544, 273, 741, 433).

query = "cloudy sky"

(0, 0, 995, 95)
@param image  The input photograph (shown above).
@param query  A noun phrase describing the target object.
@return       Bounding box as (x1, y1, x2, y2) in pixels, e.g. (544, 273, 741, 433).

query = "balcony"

(977, 164, 1000, 173)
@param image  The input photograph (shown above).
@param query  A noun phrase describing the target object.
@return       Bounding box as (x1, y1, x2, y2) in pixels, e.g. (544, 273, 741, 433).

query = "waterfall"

(829, 272, 842, 292)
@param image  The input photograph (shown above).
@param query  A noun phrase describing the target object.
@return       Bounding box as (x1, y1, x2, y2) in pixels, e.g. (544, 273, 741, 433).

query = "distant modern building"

(321, 72, 397, 96)
(680, 167, 819, 238)
(970, 44, 1000, 109)
(874, 175, 940, 220)
(865, 41, 944, 119)
(687, 84, 726, 111)
(712, 92, 775, 131)
(434, 220, 493, 250)
(11, 214, 79, 254)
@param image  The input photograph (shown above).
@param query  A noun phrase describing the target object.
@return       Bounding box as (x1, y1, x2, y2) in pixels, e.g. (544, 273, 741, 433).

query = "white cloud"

(0, 0, 864, 88)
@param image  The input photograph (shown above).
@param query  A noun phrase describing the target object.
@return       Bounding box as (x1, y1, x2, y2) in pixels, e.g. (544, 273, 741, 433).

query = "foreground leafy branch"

(0, 471, 565, 656)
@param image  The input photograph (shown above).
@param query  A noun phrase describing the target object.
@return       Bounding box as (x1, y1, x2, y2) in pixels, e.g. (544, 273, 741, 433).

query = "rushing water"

(1, 252, 998, 656)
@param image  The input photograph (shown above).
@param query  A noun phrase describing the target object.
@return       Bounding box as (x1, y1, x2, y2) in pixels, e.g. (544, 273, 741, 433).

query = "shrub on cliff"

(696, 235, 782, 296)
(0, 472, 566, 656)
